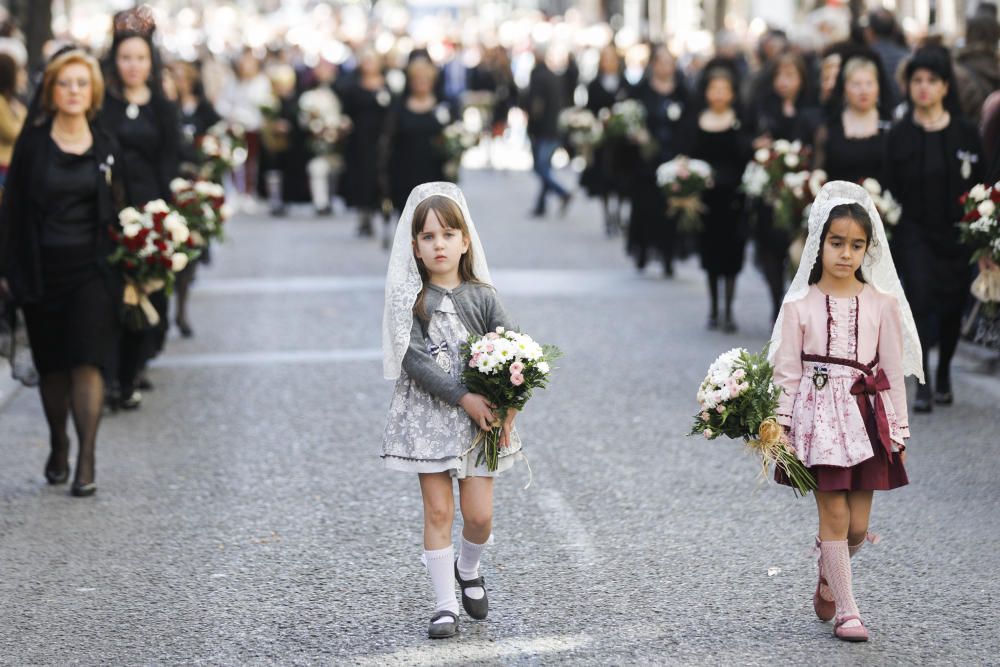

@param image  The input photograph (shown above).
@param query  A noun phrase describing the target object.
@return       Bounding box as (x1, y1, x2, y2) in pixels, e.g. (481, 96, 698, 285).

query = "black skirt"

(21, 244, 118, 375)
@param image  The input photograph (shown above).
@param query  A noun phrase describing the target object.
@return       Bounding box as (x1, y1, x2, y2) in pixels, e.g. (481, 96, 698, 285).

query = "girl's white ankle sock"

(457, 536, 488, 600)
(424, 546, 459, 622)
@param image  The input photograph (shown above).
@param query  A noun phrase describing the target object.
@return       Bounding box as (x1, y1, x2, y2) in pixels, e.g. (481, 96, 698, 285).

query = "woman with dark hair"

(683, 59, 752, 332)
(751, 52, 822, 321)
(814, 51, 893, 183)
(625, 43, 689, 276)
(377, 52, 452, 248)
(339, 47, 392, 237)
(580, 44, 629, 236)
(99, 8, 181, 409)
(884, 45, 984, 412)
(0, 52, 24, 189)
(0, 48, 126, 496)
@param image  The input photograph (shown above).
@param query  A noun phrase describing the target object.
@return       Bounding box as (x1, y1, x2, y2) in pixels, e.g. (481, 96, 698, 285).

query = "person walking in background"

(580, 44, 628, 236)
(684, 59, 751, 332)
(0, 47, 125, 497)
(100, 8, 180, 410)
(814, 51, 893, 184)
(954, 14, 1000, 125)
(626, 43, 689, 276)
(215, 47, 271, 208)
(339, 46, 392, 238)
(751, 52, 821, 321)
(378, 52, 451, 247)
(884, 45, 984, 413)
(863, 9, 909, 106)
(525, 44, 571, 219)
(0, 52, 25, 192)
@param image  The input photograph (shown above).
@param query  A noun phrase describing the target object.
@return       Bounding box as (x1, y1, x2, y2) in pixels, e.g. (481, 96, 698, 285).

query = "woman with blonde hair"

(0, 46, 126, 497)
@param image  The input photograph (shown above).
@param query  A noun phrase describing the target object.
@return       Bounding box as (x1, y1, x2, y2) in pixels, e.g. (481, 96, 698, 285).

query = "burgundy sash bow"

(850, 369, 893, 456)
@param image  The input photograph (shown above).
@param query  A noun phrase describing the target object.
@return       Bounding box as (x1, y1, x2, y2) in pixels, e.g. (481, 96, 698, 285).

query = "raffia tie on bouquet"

(746, 418, 786, 478)
(971, 266, 1000, 303)
(668, 195, 706, 233)
(123, 278, 165, 326)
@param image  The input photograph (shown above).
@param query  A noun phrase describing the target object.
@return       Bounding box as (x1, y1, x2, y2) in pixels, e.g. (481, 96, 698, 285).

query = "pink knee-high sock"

(820, 540, 861, 619)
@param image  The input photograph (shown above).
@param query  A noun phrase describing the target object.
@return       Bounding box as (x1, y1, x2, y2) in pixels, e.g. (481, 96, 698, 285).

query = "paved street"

(2, 166, 999, 665)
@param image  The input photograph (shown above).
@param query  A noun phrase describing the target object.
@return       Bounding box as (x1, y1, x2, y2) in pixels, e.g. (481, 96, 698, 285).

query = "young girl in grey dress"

(381, 182, 522, 639)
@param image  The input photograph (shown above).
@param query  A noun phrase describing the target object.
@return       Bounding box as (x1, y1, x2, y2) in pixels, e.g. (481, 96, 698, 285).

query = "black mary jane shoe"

(913, 394, 933, 413)
(707, 315, 719, 331)
(455, 562, 489, 620)
(70, 482, 97, 498)
(427, 610, 459, 639)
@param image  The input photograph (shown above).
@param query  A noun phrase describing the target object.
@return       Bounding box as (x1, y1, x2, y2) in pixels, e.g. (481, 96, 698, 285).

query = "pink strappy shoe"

(813, 573, 836, 621)
(834, 615, 869, 642)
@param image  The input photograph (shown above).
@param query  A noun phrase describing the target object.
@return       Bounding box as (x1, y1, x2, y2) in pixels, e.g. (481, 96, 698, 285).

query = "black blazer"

(0, 120, 127, 304)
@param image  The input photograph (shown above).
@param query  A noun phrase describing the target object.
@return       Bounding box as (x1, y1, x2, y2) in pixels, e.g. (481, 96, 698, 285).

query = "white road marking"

(351, 632, 592, 666)
(152, 348, 382, 368)
(534, 488, 602, 569)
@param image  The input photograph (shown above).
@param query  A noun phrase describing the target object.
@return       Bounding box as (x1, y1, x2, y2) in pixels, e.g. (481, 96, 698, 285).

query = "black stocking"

(724, 275, 737, 322)
(39, 371, 71, 473)
(707, 273, 719, 320)
(69, 365, 104, 486)
(915, 312, 933, 395)
(762, 254, 785, 322)
(175, 266, 195, 330)
(936, 309, 963, 391)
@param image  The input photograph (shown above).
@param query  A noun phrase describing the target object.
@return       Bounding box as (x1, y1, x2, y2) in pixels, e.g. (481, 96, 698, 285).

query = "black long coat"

(0, 120, 127, 305)
(884, 115, 984, 311)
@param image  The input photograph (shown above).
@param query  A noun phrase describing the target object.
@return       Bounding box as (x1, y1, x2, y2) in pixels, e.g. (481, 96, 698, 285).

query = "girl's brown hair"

(42, 49, 104, 120)
(412, 195, 481, 320)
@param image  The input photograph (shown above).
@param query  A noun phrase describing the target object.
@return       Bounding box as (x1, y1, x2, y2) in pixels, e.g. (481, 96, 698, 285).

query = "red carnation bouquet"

(108, 199, 201, 330)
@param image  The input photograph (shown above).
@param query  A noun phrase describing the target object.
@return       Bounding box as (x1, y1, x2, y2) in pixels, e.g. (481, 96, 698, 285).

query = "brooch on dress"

(428, 341, 451, 372)
(812, 368, 829, 390)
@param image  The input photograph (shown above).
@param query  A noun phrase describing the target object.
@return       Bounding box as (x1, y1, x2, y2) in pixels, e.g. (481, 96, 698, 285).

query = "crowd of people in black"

(1, 5, 999, 496)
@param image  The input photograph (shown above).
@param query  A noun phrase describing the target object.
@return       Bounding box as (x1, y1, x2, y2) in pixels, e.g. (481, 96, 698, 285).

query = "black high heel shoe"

(44, 458, 70, 485)
(71, 481, 97, 497)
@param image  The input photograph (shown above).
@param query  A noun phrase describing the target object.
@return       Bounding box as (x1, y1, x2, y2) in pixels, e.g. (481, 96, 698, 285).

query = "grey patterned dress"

(382, 295, 521, 478)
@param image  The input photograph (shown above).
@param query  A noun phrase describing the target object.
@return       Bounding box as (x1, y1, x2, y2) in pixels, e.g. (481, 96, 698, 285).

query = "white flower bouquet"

(656, 155, 714, 233)
(434, 121, 479, 182)
(197, 122, 248, 183)
(558, 107, 603, 160)
(169, 178, 233, 245)
(689, 348, 816, 496)
(460, 327, 561, 471)
(298, 87, 347, 155)
(860, 178, 902, 233)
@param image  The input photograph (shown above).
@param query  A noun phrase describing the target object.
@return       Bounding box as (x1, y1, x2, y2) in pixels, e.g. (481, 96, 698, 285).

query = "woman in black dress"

(814, 51, 893, 184)
(170, 60, 221, 338)
(581, 45, 628, 236)
(884, 45, 984, 413)
(100, 11, 181, 409)
(750, 52, 821, 320)
(626, 44, 689, 276)
(378, 52, 451, 247)
(0, 48, 125, 497)
(684, 59, 751, 332)
(339, 47, 392, 237)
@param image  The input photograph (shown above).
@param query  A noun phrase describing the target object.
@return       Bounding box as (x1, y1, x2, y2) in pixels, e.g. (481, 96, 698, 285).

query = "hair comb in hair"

(114, 5, 156, 38)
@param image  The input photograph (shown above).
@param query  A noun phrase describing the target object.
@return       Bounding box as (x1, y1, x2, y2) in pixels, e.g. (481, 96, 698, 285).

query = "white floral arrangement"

(861, 178, 902, 227)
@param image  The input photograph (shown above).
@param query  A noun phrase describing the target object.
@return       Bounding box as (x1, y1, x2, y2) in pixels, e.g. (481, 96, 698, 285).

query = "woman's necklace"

(915, 108, 949, 131)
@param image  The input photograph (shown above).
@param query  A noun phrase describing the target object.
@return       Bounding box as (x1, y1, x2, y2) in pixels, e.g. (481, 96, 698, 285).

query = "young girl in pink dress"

(769, 180, 923, 642)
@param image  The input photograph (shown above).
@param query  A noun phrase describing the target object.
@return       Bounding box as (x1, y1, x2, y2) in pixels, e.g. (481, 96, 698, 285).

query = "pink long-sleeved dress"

(772, 284, 909, 491)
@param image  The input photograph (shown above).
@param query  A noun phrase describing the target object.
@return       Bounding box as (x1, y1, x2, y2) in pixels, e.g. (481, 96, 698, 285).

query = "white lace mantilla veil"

(767, 180, 925, 383)
(383, 182, 493, 380)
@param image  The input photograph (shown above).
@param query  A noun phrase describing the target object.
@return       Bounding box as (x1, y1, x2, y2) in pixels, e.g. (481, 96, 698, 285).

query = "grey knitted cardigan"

(402, 281, 514, 405)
